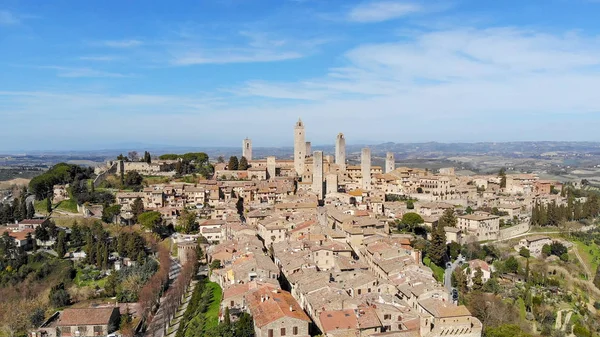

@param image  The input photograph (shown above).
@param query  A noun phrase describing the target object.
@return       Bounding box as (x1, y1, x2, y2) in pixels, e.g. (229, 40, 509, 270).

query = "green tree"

(594, 265, 600, 290)
(49, 283, 71, 308)
(138, 211, 162, 231)
(465, 206, 474, 214)
(519, 247, 530, 258)
(498, 168, 507, 189)
(429, 223, 447, 266)
(233, 313, 255, 337)
(228, 156, 239, 170)
(132, 197, 144, 223)
(406, 200, 414, 209)
(485, 324, 532, 337)
(573, 324, 591, 337)
(438, 208, 457, 227)
(223, 306, 231, 326)
(210, 259, 221, 270)
(102, 205, 122, 223)
(239, 156, 249, 170)
(178, 209, 198, 234)
(452, 267, 468, 295)
(27, 204, 35, 219)
(400, 212, 424, 229)
(55, 231, 67, 258)
(46, 197, 52, 213)
(447, 242, 461, 260)
(124, 171, 143, 188)
(472, 267, 484, 291)
(217, 156, 225, 163)
(542, 244, 551, 257)
(504, 256, 519, 273)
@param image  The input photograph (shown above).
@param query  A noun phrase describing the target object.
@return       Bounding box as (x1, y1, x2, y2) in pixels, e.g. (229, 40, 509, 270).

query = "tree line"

(0, 187, 34, 224)
(29, 163, 93, 200)
(531, 192, 600, 227)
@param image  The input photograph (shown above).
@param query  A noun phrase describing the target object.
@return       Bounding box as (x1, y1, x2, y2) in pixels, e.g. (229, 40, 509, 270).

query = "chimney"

(289, 305, 294, 312)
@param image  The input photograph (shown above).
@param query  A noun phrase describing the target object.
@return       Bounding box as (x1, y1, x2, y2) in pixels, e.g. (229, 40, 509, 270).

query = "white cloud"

(0, 10, 19, 25)
(79, 56, 120, 61)
(172, 50, 303, 65)
(100, 39, 143, 48)
(348, 1, 421, 23)
(38, 66, 132, 78)
(233, 27, 600, 125)
(170, 31, 322, 65)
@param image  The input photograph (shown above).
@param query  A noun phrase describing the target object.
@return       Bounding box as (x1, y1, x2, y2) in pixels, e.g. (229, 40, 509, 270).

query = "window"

(230, 301, 235, 307)
(281, 328, 286, 336)
(62, 327, 71, 334)
(268, 329, 273, 337)
(384, 314, 391, 320)
(293, 327, 298, 335)
(93, 326, 103, 334)
(357, 289, 362, 295)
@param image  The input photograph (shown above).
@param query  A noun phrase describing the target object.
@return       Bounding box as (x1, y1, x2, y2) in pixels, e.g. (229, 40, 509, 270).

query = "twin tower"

(293, 118, 348, 176)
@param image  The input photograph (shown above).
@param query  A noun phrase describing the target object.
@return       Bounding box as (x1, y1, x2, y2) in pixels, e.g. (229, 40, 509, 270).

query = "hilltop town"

(2, 119, 600, 337)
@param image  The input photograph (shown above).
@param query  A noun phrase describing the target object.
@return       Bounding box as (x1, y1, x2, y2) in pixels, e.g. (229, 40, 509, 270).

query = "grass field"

(572, 239, 600, 273)
(56, 199, 78, 213)
(424, 256, 445, 282)
(204, 282, 222, 330)
(74, 267, 107, 288)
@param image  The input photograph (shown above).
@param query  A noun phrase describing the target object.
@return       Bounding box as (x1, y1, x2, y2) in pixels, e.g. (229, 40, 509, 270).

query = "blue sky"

(1, 0, 600, 151)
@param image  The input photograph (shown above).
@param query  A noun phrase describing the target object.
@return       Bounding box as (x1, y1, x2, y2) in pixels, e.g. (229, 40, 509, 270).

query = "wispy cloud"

(170, 30, 322, 65)
(0, 10, 19, 25)
(79, 55, 120, 62)
(38, 66, 133, 78)
(233, 27, 600, 123)
(98, 39, 143, 48)
(348, 1, 422, 23)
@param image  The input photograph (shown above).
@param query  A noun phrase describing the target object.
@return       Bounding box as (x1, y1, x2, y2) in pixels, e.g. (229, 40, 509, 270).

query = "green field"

(56, 199, 78, 213)
(424, 256, 445, 282)
(204, 282, 222, 330)
(572, 239, 600, 273)
(74, 267, 107, 288)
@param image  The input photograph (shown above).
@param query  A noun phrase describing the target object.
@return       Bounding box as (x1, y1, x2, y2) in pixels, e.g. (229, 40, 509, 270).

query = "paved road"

(444, 255, 464, 294)
(145, 258, 181, 337)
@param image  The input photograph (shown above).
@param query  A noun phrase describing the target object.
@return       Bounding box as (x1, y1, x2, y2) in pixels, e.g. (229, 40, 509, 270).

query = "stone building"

(361, 148, 372, 190)
(385, 152, 395, 173)
(335, 133, 346, 172)
(294, 119, 306, 176)
(243, 138, 253, 161)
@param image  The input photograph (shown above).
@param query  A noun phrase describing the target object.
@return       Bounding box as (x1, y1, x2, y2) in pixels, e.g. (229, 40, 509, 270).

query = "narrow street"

(145, 258, 181, 337)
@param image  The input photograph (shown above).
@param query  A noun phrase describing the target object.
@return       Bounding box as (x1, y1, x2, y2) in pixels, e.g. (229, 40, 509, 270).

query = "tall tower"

(312, 151, 324, 200)
(305, 142, 312, 158)
(335, 133, 346, 172)
(294, 118, 306, 176)
(242, 138, 252, 161)
(361, 148, 371, 190)
(385, 152, 395, 173)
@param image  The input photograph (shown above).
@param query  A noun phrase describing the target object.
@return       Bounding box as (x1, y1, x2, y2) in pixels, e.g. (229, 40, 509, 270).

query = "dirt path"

(572, 246, 592, 279)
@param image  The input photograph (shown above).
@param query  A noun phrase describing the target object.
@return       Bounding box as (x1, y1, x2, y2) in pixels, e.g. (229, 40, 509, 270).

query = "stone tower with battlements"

(335, 133, 346, 172)
(294, 119, 306, 176)
(361, 148, 371, 190)
(385, 152, 395, 173)
(312, 151, 324, 200)
(242, 138, 252, 161)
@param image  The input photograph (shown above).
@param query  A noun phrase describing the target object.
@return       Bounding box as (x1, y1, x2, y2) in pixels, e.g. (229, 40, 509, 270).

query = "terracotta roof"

(247, 287, 310, 328)
(3, 229, 34, 241)
(58, 308, 118, 326)
(468, 259, 490, 272)
(319, 310, 358, 333)
(418, 298, 471, 318)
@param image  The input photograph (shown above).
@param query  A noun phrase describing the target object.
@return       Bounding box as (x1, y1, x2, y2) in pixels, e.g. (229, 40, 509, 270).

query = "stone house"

(247, 287, 311, 337)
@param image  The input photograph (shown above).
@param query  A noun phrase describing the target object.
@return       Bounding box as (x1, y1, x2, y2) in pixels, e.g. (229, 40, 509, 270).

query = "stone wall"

(498, 222, 530, 240)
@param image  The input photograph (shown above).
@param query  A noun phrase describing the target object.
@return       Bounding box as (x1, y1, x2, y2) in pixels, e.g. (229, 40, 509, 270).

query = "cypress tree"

(429, 222, 447, 266)
(46, 197, 52, 213)
(239, 156, 249, 170)
(228, 156, 239, 170)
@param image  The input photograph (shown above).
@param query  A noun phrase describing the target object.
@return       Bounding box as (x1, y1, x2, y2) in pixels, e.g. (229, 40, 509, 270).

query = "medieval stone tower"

(242, 138, 252, 161)
(385, 152, 395, 173)
(361, 148, 371, 190)
(312, 151, 324, 200)
(335, 133, 346, 172)
(294, 118, 306, 176)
